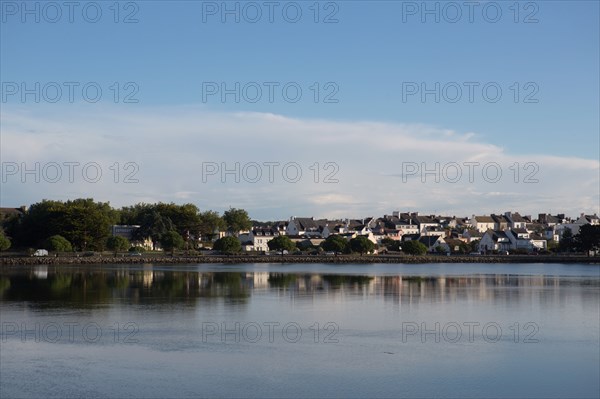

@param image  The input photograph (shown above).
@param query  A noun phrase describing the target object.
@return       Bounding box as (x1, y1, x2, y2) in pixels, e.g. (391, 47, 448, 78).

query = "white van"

(33, 249, 49, 257)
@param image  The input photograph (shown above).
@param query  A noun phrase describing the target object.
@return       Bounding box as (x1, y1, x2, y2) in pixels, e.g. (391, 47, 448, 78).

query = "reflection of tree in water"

(2, 272, 114, 306)
(0, 277, 11, 296)
(1, 269, 595, 309)
(321, 275, 373, 288)
(268, 273, 297, 288)
(199, 273, 250, 303)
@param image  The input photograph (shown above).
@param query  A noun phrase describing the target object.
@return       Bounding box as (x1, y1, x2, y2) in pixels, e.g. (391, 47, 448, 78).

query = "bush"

(349, 236, 375, 254)
(107, 236, 130, 253)
(213, 236, 242, 254)
(129, 246, 146, 252)
(400, 240, 428, 255)
(45, 235, 73, 252)
(321, 235, 349, 254)
(0, 231, 11, 252)
(268, 236, 296, 254)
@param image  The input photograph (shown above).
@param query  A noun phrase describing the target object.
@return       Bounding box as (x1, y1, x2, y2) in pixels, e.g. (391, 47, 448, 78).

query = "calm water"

(1, 263, 598, 398)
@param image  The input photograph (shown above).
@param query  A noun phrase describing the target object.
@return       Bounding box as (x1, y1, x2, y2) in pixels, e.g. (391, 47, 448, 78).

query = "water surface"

(1, 263, 598, 398)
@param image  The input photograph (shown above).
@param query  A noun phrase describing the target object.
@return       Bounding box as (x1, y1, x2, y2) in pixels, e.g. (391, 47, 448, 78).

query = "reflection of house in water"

(251, 272, 269, 289)
(33, 266, 48, 279)
(142, 265, 154, 288)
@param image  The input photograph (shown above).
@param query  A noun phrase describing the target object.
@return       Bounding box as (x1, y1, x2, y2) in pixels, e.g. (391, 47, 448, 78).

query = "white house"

(413, 215, 440, 234)
(469, 215, 496, 232)
(504, 212, 528, 229)
(240, 228, 280, 252)
(286, 217, 332, 238)
(418, 235, 449, 252)
(479, 230, 512, 252)
(505, 229, 533, 251)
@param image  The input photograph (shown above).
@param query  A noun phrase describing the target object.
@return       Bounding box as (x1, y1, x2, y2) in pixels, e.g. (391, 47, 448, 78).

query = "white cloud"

(1, 104, 598, 220)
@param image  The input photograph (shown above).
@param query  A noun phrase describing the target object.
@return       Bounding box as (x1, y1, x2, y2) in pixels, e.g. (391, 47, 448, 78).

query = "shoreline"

(1, 255, 599, 265)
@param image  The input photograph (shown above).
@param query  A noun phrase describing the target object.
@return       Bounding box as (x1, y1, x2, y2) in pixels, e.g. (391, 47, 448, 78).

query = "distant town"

(1, 199, 599, 257)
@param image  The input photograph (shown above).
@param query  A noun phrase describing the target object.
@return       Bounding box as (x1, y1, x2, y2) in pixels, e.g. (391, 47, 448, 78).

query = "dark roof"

(414, 216, 436, 224)
(401, 234, 420, 242)
(511, 213, 527, 222)
(474, 216, 494, 223)
(418, 236, 442, 247)
(491, 214, 510, 224)
(252, 228, 279, 236)
(293, 218, 329, 232)
(491, 231, 510, 242)
(0, 207, 25, 217)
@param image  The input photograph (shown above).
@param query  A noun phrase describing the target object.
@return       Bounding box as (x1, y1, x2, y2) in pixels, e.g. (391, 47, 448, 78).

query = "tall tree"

(559, 228, 575, 252)
(16, 199, 117, 250)
(223, 208, 252, 235)
(160, 231, 185, 255)
(198, 210, 226, 240)
(154, 203, 201, 236)
(63, 199, 118, 251)
(134, 211, 174, 249)
(575, 224, 600, 256)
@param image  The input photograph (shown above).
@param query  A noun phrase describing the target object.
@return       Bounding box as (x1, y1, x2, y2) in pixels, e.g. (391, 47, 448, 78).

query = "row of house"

(228, 212, 599, 254)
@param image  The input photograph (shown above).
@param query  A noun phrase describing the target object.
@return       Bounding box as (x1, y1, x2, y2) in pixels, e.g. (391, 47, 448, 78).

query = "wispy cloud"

(1, 104, 598, 220)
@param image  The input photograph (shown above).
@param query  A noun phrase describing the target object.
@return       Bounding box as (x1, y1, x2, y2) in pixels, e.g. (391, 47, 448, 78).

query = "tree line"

(0, 199, 252, 253)
(1, 198, 598, 256)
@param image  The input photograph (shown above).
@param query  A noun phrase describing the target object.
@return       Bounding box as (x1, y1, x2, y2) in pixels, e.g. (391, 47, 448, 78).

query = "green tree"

(401, 240, 428, 255)
(213, 236, 242, 254)
(15, 200, 68, 247)
(17, 199, 117, 251)
(46, 235, 73, 252)
(268, 235, 296, 255)
(121, 203, 203, 244)
(434, 245, 446, 254)
(380, 237, 400, 251)
(223, 208, 252, 235)
(107, 236, 130, 255)
(134, 211, 174, 249)
(154, 203, 202, 237)
(547, 240, 559, 252)
(63, 199, 118, 251)
(160, 230, 185, 255)
(0, 230, 11, 251)
(322, 235, 349, 254)
(456, 242, 470, 254)
(198, 210, 226, 241)
(349, 236, 375, 255)
(559, 228, 575, 252)
(574, 224, 600, 256)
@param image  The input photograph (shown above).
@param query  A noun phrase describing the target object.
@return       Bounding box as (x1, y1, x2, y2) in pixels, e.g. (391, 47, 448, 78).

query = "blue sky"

(1, 1, 599, 220)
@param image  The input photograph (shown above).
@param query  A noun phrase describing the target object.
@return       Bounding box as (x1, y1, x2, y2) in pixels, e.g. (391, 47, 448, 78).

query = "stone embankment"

(1, 255, 599, 265)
